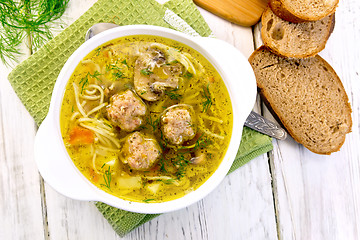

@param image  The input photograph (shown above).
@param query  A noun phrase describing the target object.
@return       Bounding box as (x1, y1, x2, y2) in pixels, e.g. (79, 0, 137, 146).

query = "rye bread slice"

(261, 7, 335, 58)
(269, 0, 338, 22)
(249, 46, 352, 154)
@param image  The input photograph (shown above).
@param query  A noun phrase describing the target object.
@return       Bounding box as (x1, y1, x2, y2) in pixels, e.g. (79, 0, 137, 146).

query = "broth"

(60, 35, 232, 203)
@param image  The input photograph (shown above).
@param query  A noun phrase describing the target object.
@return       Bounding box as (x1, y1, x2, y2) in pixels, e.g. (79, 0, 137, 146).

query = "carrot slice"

(68, 126, 94, 145)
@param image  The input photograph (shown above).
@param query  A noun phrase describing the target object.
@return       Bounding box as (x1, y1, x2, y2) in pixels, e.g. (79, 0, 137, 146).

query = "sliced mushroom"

(134, 47, 183, 101)
(190, 149, 206, 165)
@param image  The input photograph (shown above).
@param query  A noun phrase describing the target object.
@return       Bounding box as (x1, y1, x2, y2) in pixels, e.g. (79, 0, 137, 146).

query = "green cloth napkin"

(7, 0, 273, 237)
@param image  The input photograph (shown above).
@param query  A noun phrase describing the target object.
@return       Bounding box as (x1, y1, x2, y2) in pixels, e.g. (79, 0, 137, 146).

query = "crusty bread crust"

(249, 46, 352, 154)
(261, 7, 335, 58)
(269, 0, 306, 23)
(269, 0, 338, 22)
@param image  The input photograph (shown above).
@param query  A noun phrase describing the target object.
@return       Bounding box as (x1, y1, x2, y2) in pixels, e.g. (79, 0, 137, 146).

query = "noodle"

(200, 128, 225, 140)
(94, 132, 112, 147)
(80, 123, 120, 148)
(200, 114, 223, 124)
(88, 84, 104, 104)
(70, 111, 80, 121)
(86, 102, 107, 117)
(72, 83, 87, 117)
(85, 89, 97, 95)
(80, 95, 100, 100)
(77, 117, 113, 131)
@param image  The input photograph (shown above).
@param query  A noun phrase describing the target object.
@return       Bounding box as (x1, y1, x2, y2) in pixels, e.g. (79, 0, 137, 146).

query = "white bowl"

(34, 25, 256, 214)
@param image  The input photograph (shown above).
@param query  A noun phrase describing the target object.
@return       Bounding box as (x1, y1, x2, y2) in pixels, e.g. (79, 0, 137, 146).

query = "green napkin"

(7, 0, 273, 237)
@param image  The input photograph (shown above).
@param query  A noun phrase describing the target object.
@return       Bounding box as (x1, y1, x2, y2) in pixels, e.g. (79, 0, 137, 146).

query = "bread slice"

(269, 0, 338, 22)
(249, 46, 352, 154)
(261, 7, 335, 58)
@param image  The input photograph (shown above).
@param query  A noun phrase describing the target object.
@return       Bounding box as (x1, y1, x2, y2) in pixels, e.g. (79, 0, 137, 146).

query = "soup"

(60, 35, 233, 203)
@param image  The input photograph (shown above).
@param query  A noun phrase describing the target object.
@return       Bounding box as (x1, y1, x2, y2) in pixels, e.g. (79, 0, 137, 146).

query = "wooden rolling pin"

(194, 0, 268, 27)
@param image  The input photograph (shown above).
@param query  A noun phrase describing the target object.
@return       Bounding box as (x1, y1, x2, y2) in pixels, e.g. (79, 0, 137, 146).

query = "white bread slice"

(261, 7, 335, 58)
(249, 46, 352, 154)
(269, 0, 338, 23)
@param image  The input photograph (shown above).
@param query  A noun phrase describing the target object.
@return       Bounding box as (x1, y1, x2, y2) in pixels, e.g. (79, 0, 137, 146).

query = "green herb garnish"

(100, 166, 112, 191)
(201, 84, 212, 112)
(183, 72, 193, 79)
(106, 63, 125, 80)
(103, 122, 113, 129)
(161, 179, 174, 185)
(79, 71, 102, 93)
(159, 156, 168, 173)
(94, 47, 101, 56)
(121, 59, 128, 67)
(194, 134, 212, 150)
(140, 68, 153, 76)
(0, 0, 70, 65)
(164, 88, 182, 100)
(79, 75, 89, 93)
(146, 115, 160, 131)
(112, 70, 124, 79)
(89, 70, 102, 81)
(143, 199, 155, 203)
(172, 153, 190, 180)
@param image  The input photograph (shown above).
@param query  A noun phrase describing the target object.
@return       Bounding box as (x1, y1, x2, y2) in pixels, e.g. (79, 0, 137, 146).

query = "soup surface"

(60, 35, 233, 203)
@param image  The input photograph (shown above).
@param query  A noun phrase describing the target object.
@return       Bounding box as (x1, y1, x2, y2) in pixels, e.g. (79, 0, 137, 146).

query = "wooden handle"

(194, 0, 268, 27)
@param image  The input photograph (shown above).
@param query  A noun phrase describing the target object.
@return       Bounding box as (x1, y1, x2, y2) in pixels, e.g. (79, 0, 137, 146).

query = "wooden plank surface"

(0, 0, 359, 239)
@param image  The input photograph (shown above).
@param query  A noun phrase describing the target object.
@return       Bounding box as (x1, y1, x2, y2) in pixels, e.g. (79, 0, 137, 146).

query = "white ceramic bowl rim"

(34, 25, 257, 214)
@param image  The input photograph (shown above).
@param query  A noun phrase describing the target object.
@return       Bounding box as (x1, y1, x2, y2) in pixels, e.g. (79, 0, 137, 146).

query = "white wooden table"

(1, 0, 359, 239)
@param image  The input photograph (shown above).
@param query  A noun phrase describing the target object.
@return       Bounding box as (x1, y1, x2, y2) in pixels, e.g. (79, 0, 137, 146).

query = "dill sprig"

(172, 153, 190, 180)
(79, 71, 102, 93)
(194, 134, 212, 150)
(201, 84, 213, 112)
(146, 115, 160, 132)
(106, 60, 127, 80)
(164, 88, 182, 100)
(100, 166, 112, 191)
(0, 0, 69, 65)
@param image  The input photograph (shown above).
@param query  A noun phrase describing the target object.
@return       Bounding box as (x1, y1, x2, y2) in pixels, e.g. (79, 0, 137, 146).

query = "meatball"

(161, 105, 197, 145)
(107, 90, 146, 132)
(122, 132, 161, 170)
